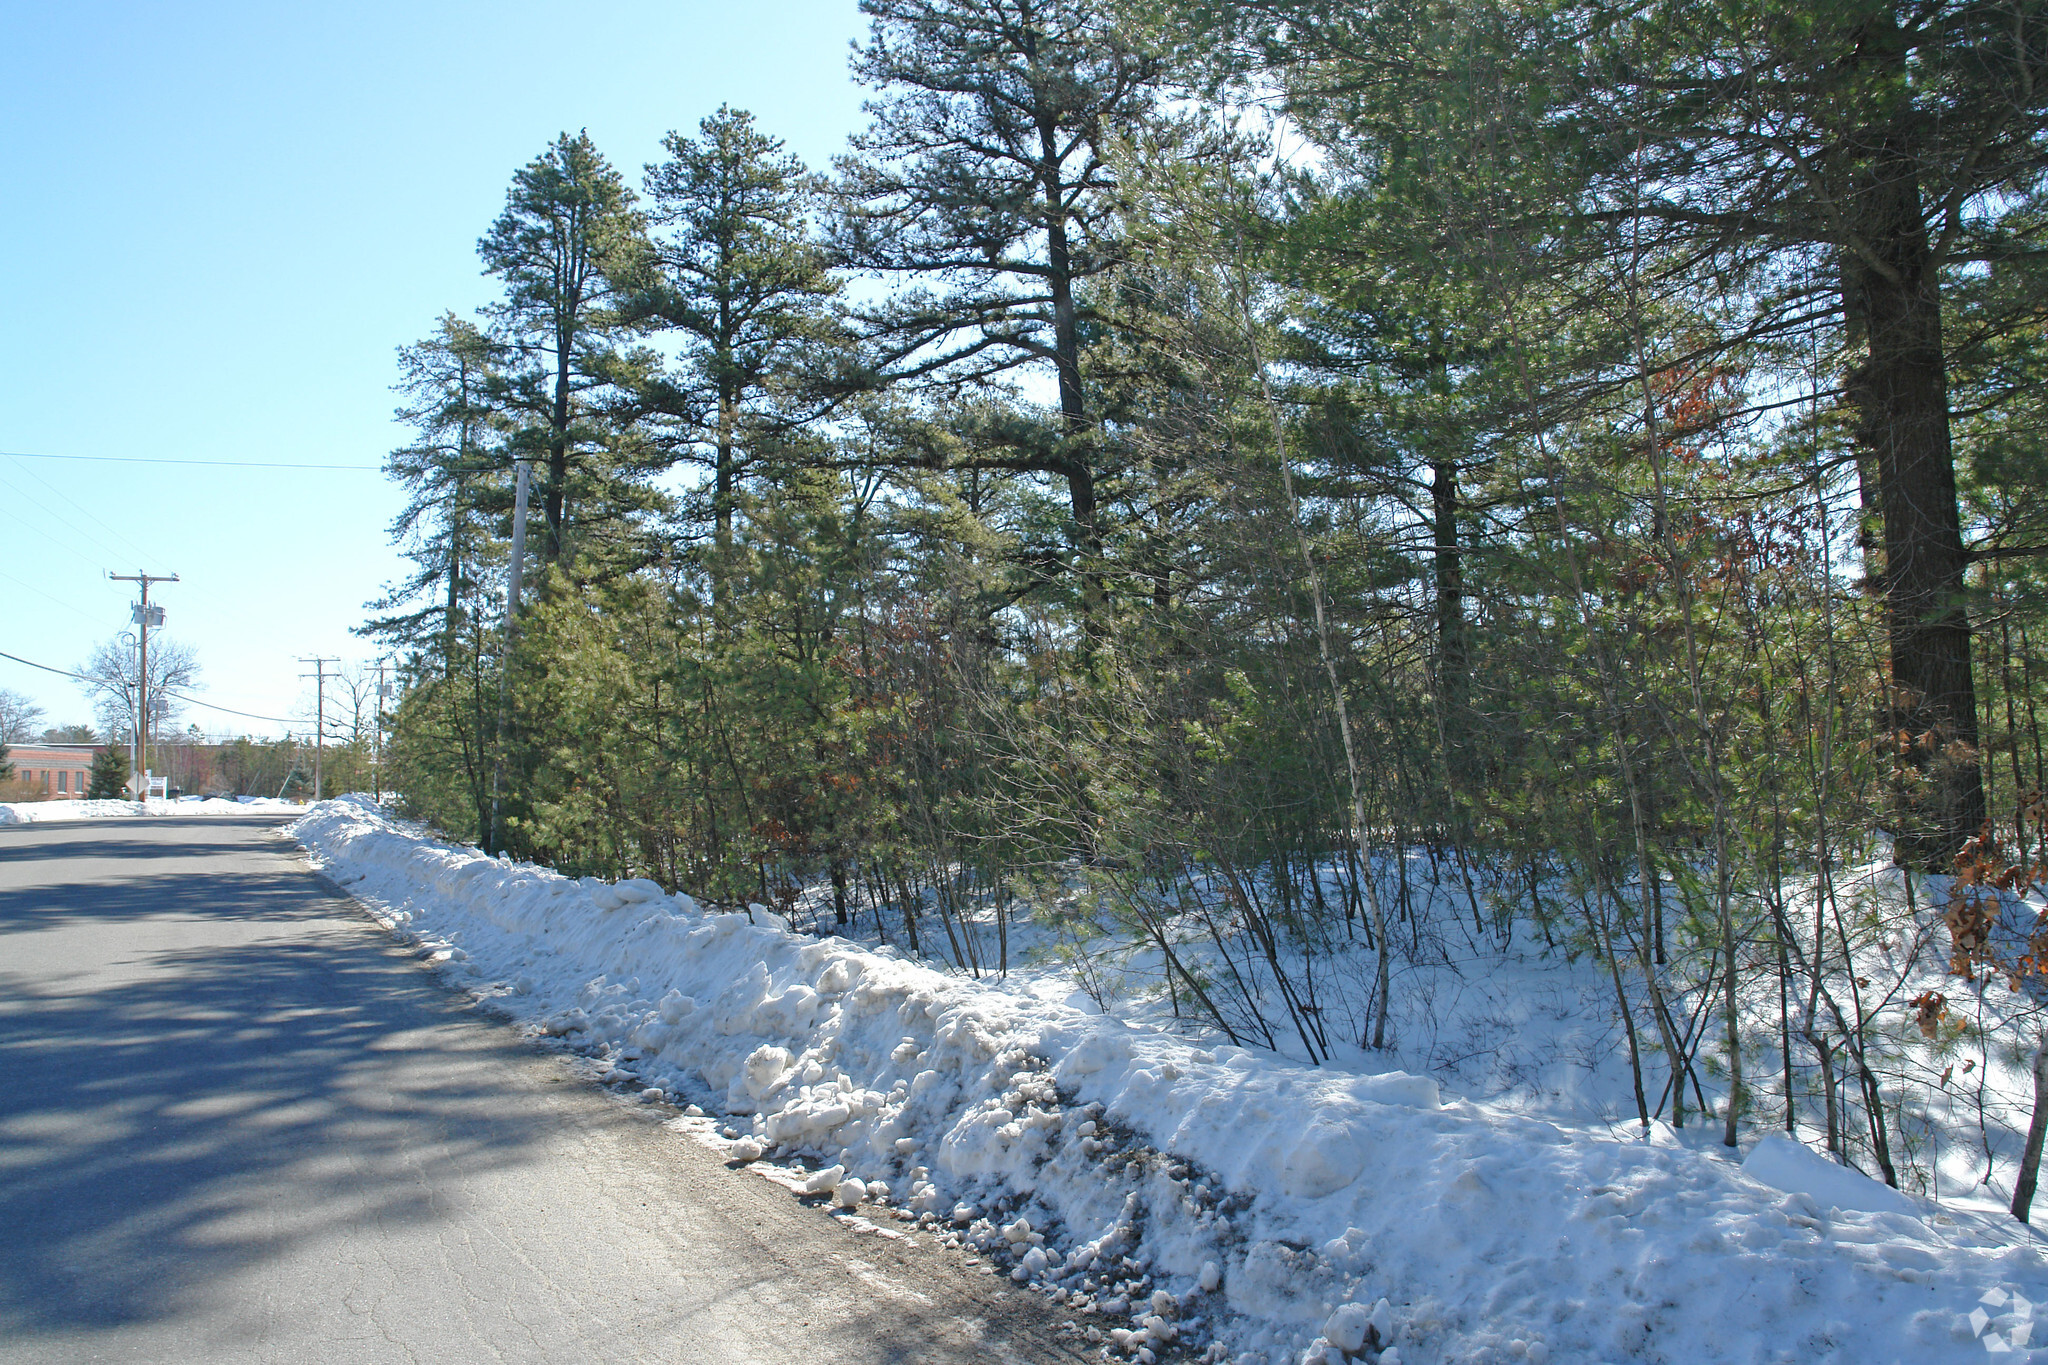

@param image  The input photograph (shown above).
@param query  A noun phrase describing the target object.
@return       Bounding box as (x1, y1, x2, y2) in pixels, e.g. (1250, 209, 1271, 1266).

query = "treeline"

(370, 0, 2048, 1174)
(0, 734, 330, 801)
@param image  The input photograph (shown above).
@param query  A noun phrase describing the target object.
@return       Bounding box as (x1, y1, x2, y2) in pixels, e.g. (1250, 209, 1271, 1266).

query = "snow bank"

(294, 797, 2048, 1364)
(0, 795, 304, 825)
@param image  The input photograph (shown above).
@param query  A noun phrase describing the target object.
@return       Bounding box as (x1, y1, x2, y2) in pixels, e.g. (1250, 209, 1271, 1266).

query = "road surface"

(0, 815, 1088, 1363)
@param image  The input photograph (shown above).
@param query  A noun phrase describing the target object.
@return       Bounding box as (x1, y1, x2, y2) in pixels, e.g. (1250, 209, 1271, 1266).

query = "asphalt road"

(0, 815, 1088, 1364)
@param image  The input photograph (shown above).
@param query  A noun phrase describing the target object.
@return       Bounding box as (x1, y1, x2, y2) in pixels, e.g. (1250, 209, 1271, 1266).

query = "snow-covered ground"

(0, 795, 305, 825)
(292, 796, 2048, 1364)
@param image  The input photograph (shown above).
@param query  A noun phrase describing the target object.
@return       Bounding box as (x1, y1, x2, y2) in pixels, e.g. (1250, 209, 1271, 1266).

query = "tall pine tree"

(834, 0, 1163, 606)
(627, 107, 842, 565)
(478, 131, 644, 565)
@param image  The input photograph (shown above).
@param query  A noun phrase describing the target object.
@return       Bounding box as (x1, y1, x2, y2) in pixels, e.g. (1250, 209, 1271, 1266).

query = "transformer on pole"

(108, 570, 178, 799)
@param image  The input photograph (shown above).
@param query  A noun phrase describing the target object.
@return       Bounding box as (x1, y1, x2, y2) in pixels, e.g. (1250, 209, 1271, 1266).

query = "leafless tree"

(76, 636, 200, 744)
(0, 689, 45, 744)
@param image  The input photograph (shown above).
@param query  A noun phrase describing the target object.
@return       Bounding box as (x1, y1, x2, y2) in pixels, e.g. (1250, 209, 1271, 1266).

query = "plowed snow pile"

(0, 796, 304, 825)
(295, 796, 2048, 1364)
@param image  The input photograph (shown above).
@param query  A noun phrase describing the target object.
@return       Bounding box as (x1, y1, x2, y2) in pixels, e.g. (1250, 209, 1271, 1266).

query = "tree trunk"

(1039, 113, 1102, 631)
(1431, 453, 1469, 779)
(543, 315, 573, 563)
(1843, 140, 1983, 868)
(444, 507, 463, 682)
(713, 277, 739, 616)
(2012, 1040, 2048, 1223)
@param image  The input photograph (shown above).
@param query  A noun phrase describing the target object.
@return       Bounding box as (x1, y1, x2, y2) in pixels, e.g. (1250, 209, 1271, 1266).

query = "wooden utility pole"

(374, 658, 391, 806)
(298, 656, 339, 801)
(109, 570, 177, 797)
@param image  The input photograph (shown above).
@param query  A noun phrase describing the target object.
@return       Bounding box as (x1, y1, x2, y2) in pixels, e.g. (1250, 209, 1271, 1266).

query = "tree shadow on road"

(0, 921, 547, 1339)
(0, 815, 296, 854)
(0, 867, 350, 930)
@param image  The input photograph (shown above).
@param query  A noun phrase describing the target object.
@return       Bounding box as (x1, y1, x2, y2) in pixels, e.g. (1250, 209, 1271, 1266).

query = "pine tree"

(366, 313, 509, 675)
(86, 745, 129, 800)
(1170, 0, 2048, 862)
(627, 106, 842, 565)
(477, 131, 644, 565)
(834, 0, 1163, 603)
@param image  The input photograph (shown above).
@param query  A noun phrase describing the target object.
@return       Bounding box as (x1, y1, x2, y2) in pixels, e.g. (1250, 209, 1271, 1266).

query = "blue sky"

(0, 0, 869, 740)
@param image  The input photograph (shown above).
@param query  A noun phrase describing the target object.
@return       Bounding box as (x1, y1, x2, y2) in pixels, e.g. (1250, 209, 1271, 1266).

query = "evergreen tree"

(363, 315, 518, 845)
(86, 745, 129, 800)
(834, 0, 1163, 601)
(366, 313, 509, 674)
(478, 131, 644, 565)
(1551, 0, 2042, 865)
(1164, 0, 2048, 861)
(627, 107, 842, 564)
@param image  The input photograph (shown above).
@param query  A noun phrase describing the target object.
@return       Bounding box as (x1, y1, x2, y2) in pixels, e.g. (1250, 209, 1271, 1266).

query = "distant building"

(6, 744, 104, 798)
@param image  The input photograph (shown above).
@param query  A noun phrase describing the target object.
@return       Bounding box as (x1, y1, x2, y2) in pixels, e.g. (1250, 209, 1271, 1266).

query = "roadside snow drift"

(0, 796, 304, 825)
(295, 797, 2048, 1365)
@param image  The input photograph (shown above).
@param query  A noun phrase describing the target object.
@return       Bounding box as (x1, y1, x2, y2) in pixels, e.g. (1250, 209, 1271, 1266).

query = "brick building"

(5, 744, 104, 798)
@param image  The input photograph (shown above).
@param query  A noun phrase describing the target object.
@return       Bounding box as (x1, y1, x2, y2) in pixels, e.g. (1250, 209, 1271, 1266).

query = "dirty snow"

(293, 796, 2048, 1364)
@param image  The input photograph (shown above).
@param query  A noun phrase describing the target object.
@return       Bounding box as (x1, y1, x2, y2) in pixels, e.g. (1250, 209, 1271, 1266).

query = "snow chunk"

(1351, 1070, 1440, 1110)
(742, 1045, 796, 1100)
(1324, 1303, 1371, 1354)
(1742, 1134, 1919, 1218)
(1280, 1115, 1370, 1199)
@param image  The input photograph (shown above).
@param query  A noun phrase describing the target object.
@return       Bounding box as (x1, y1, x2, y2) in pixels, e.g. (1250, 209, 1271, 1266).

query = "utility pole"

(374, 658, 392, 806)
(298, 656, 339, 802)
(507, 458, 531, 621)
(488, 459, 532, 852)
(109, 570, 177, 799)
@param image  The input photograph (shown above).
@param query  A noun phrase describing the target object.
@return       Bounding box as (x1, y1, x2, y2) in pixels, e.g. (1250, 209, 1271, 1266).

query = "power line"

(0, 647, 303, 725)
(162, 691, 302, 725)
(0, 448, 380, 472)
(0, 568, 105, 626)
(0, 648, 92, 683)
(0, 469, 127, 574)
(163, 692, 302, 725)
(1, 452, 171, 574)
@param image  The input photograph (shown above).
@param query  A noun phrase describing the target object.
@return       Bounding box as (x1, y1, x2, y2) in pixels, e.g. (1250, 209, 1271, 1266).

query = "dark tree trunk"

(1040, 108, 1102, 628)
(1431, 454, 1469, 779)
(2014, 1041, 2048, 1223)
(444, 513, 462, 683)
(1843, 147, 1984, 869)
(715, 287, 738, 581)
(544, 340, 571, 563)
